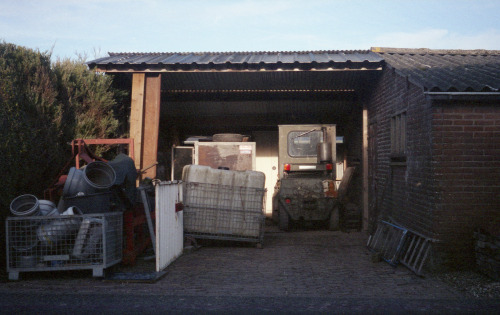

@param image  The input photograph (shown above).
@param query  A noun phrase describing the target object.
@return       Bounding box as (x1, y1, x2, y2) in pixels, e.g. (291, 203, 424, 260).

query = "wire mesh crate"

(6, 212, 122, 280)
(183, 182, 266, 244)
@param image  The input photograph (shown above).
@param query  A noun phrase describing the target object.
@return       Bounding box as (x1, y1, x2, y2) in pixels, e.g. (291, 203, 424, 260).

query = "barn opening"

(88, 50, 384, 230)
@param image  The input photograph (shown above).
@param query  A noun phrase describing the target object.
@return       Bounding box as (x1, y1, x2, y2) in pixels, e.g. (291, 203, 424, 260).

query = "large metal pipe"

(63, 161, 116, 197)
(317, 142, 332, 163)
(10, 194, 40, 216)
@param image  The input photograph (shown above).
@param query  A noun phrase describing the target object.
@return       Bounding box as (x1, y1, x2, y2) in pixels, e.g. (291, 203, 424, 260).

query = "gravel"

(437, 270, 500, 298)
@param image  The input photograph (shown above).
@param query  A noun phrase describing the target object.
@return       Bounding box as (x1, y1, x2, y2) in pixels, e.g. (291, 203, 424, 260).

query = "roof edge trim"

(107, 49, 373, 56)
(372, 47, 500, 56)
(425, 91, 500, 101)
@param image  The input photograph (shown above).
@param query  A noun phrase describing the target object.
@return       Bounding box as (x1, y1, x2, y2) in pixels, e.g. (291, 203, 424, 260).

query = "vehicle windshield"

(288, 130, 323, 157)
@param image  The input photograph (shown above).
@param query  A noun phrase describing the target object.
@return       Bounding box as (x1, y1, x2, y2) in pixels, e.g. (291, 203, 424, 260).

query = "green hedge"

(0, 42, 128, 274)
(0, 42, 126, 216)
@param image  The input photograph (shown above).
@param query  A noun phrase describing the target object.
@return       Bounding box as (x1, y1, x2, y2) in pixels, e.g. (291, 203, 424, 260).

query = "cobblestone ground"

(1, 226, 499, 313)
(153, 228, 458, 298)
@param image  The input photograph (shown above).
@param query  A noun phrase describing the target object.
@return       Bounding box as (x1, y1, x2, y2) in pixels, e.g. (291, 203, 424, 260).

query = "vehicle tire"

(328, 206, 340, 231)
(272, 207, 279, 224)
(279, 204, 289, 231)
(212, 133, 244, 142)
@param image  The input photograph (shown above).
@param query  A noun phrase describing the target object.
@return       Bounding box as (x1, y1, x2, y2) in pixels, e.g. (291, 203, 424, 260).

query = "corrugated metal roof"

(372, 47, 500, 92)
(160, 70, 374, 91)
(87, 50, 384, 72)
(163, 99, 354, 118)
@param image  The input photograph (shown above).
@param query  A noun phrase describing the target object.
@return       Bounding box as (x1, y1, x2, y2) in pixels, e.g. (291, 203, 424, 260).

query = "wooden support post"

(142, 73, 162, 179)
(130, 73, 146, 172)
(362, 108, 369, 231)
(129, 73, 161, 180)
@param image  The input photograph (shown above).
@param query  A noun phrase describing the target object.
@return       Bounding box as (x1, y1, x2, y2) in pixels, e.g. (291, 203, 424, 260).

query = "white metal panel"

(155, 181, 184, 272)
(194, 142, 256, 171)
(256, 155, 278, 214)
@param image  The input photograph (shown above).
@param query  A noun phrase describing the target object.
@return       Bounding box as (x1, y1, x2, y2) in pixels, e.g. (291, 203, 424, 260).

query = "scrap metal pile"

(6, 139, 138, 280)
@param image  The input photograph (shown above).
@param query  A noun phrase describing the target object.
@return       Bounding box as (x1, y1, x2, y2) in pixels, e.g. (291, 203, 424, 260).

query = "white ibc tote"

(182, 165, 266, 244)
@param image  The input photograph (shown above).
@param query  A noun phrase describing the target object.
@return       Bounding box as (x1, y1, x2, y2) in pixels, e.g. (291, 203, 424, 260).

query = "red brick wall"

(432, 103, 500, 268)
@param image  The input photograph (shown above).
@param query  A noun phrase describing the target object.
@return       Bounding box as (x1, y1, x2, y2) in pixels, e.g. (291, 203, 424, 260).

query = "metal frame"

(367, 220, 408, 266)
(44, 138, 135, 201)
(399, 231, 433, 276)
(72, 138, 135, 169)
(6, 212, 122, 280)
(367, 220, 436, 275)
(183, 182, 266, 244)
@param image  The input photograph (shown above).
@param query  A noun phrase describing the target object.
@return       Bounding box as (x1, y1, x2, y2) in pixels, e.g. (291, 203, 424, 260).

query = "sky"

(1, 0, 500, 61)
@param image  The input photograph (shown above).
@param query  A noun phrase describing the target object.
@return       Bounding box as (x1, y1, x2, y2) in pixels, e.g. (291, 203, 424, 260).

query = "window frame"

(390, 111, 407, 160)
(287, 130, 324, 158)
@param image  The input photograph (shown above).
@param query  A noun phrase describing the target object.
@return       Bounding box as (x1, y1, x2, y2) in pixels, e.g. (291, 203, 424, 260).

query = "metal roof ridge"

(107, 49, 373, 56)
(372, 47, 500, 56)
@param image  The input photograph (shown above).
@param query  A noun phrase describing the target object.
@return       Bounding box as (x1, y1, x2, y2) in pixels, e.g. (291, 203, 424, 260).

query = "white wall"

(253, 131, 279, 215)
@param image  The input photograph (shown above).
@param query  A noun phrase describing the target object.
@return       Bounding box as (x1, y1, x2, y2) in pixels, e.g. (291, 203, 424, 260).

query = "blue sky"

(1, 0, 500, 60)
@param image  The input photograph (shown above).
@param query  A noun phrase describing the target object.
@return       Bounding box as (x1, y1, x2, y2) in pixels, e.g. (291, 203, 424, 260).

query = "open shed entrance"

(88, 50, 384, 230)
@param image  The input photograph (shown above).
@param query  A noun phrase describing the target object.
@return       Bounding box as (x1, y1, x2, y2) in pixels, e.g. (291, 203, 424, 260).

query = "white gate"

(155, 181, 183, 272)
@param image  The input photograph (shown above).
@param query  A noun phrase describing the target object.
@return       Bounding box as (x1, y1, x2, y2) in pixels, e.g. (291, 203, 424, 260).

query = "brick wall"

(368, 66, 500, 270)
(432, 102, 500, 268)
(366, 68, 436, 237)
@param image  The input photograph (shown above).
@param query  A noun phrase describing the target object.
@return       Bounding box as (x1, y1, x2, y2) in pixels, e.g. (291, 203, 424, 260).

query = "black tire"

(212, 133, 244, 142)
(279, 204, 289, 231)
(328, 206, 340, 231)
(272, 207, 279, 224)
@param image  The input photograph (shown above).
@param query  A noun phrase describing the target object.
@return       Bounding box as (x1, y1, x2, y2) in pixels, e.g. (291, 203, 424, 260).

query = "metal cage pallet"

(183, 182, 266, 244)
(6, 212, 122, 280)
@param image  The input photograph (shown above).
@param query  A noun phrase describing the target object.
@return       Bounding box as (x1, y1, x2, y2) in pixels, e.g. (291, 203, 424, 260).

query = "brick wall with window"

(431, 102, 500, 268)
(366, 68, 435, 237)
(368, 66, 500, 269)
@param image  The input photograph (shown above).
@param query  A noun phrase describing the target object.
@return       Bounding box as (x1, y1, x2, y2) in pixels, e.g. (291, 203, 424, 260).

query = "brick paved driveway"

(1, 226, 499, 313)
(154, 227, 457, 298)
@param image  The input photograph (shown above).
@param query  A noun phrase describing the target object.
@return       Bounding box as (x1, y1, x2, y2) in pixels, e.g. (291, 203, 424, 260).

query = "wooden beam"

(362, 108, 369, 231)
(130, 73, 146, 171)
(142, 73, 162, 179)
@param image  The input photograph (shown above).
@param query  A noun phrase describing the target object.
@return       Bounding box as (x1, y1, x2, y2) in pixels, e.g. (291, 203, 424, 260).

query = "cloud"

(373, 29, 500, 50)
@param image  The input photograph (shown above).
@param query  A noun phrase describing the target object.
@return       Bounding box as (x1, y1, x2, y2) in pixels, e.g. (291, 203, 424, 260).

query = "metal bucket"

(63, 161, 116, 197)
(10, 194, 40, 216)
